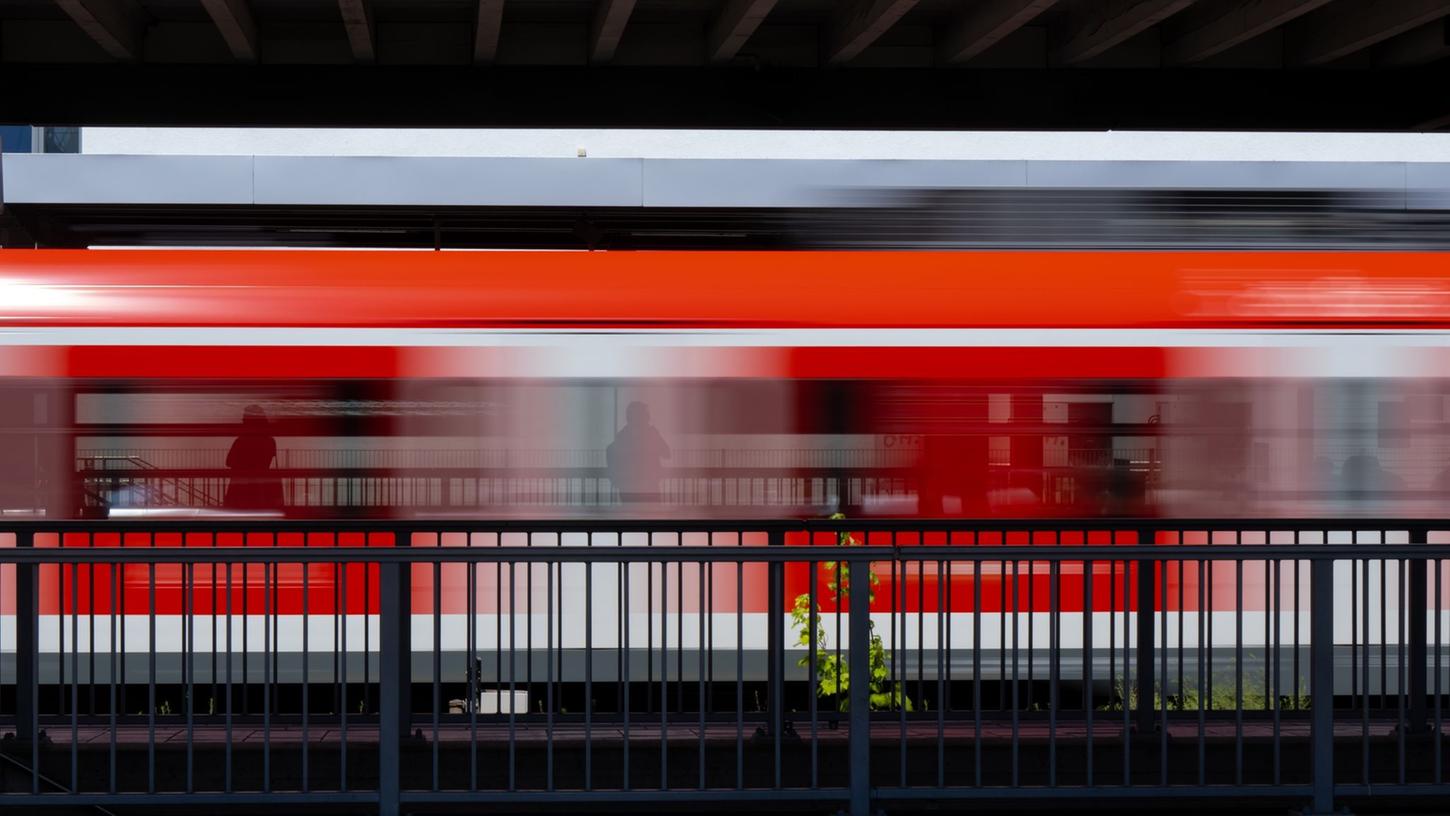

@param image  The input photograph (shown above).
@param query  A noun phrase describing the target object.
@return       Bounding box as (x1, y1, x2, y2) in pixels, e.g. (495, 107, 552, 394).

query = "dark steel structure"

(1, 517, 1448, 815)
(0, 1, 1448, 128)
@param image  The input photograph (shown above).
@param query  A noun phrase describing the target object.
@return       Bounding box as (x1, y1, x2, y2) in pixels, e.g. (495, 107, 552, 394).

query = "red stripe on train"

(0, 531, 1291, 615)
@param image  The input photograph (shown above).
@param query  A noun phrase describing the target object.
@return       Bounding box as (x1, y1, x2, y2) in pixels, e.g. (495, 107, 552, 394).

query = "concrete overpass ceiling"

(0, 0, 1448, 126)
(4, 0, 1443, 66)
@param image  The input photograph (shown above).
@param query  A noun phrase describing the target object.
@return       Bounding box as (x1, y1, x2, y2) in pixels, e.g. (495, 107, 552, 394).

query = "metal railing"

(73, 447, 1162, 514)
(74, 447, 931, 512)
(0, 517, 1447, 814)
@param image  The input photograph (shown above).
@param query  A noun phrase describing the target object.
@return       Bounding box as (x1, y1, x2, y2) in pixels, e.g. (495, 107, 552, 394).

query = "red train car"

(1, 249, 1448, 677)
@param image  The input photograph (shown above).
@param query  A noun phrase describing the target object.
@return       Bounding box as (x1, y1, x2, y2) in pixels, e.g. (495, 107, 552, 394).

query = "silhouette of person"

(607, 402, 670, 503)
(224, 405, 283, 511)
(1340, 453, 1404, 499)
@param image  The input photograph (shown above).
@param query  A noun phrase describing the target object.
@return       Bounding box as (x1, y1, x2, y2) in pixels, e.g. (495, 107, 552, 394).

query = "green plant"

(789, 514, 912, 712)
(1100, 672, 1312, 712)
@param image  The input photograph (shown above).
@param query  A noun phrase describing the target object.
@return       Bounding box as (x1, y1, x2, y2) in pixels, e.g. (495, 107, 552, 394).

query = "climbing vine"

(789, 514, 911, 712)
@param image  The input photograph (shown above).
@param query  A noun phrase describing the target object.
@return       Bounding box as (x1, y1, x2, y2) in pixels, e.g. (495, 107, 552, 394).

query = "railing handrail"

(2, 515, 1448, 533)
(0, 543, 1446, 564)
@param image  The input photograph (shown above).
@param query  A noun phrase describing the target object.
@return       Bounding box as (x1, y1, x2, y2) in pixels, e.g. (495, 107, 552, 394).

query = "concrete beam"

(827, 0, 919, 65)
(337, 0, 375, 63)
(1163, 0, 1331, 64)
(1376, 17, 1450, 67)
(1055, 0, 1196, 65)
(200, 0, 258, 63)
(708, 0, 779, 64)
(53, 0, 143, 61)
(474, 0, 505, 65)
(1289, 0, 1450, 65)
(1415, 111, 1450, 131)
(6, 154, 1447, 212)
(590, 0, 637, 63)
(938, 0, 1058, 64)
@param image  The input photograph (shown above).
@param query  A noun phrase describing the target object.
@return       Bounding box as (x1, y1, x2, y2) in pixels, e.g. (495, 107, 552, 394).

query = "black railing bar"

(1361, 557, 1371, 786)
(146, 547, 157, 795)
(3, 517, 1447, 533)
(1437, 558, 1444, 786)
(301, 557, 310, 794)
(467, 559, 478, 793)
(68, 561, 79, 793)
(550, 559, 561, 794)
(399, 789, 849, 804)
(184, 560, 194, 794)
(507, 561, 518, 793)
(1159, 558, 1169, 786)
(6, 543, 1450, 563)
(696, 559, 707, 792)
(107, 556, 117, 795)
(873, 785, 1317, 801)
(1083, 557, 1093, 788)
(1331, 784, 1450, 797)
(20, 708, 1342, 731)
(894, 552, 904, 789)
(431, 560, 442, 793)
(0, 793, 378, 807)
(1397, 555, 1408, 785)
(1234, 555, 1243, 787)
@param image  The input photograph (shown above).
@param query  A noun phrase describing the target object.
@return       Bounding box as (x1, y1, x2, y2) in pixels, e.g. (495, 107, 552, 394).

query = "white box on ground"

(479, 690, 529, 714)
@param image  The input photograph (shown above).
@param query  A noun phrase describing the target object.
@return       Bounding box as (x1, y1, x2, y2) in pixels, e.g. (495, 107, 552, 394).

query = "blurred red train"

(3, 248, 1450, 520)
(1, 249, 1449, 679)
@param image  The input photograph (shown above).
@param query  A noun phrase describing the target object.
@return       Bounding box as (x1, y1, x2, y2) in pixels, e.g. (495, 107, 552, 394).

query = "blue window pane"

(0, 126, 34, 153)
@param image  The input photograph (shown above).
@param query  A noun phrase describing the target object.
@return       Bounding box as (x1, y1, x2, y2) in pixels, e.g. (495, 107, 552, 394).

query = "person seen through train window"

(607, 401, 671, 503)
(1340, 453, 1404, 499)
(224, 404, 283, 511)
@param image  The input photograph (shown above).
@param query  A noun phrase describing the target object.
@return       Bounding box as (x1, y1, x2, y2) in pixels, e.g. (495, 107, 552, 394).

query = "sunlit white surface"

(80, 128, 1450, 162)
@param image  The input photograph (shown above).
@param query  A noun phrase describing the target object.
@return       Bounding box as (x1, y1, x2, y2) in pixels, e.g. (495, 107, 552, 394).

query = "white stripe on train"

(4, 611, 1430, 654)
(3, 327, 1450, 347)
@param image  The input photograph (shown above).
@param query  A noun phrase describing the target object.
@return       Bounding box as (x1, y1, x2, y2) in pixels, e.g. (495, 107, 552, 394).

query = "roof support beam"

(53, 0, 143, 61)
(708, 0, 779, 64)
(201, 0, 259, 62)
(474, 0, 505, 65)
(1289, 0, 1450, 65)
(590, 0, 637, 63)
(1055, 0, 1196, 65)
(827, 0, 919, 65)
(1377, 18, 1450, 66)
(938, 0, 1058, 64)
(1163, 0, 1331, 64)
(1415, 111, 1450, 131)
(337, 0, 375, 63)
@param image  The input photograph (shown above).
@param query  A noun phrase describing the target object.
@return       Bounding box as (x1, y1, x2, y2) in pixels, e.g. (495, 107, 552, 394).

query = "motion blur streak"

(1, 249, 1449, 524)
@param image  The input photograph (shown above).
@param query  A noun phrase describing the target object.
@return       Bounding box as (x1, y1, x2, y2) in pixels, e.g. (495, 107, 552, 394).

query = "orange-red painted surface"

(4, 249, 1450, 328)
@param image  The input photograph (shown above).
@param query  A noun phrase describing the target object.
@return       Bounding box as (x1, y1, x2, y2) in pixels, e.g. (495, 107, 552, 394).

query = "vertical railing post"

(378, 533, 409, 816)
(1310, 555, 1336, 815)
(767, 527, 785, 752)
(1408, 527, 1428, 732)
(848, 553, 872, 816)
(1135, 529, 1156, 736)
(14, 528, 37, 747)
